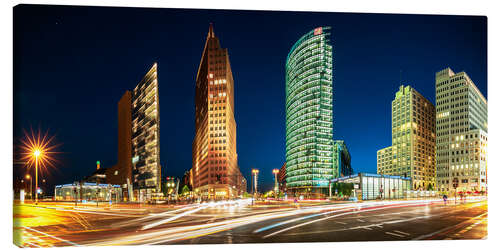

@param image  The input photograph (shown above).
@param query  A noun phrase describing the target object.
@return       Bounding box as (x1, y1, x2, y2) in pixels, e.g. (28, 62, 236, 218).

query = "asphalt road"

(13, 197, 487, 247)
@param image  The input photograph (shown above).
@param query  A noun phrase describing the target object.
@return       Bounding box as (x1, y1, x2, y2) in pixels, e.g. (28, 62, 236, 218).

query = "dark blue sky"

(13, 5, 487, 192)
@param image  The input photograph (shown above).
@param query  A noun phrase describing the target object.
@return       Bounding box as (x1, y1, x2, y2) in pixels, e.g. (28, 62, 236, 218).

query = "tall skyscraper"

(285, 27, 333, 196)
(435, 68, 487, 193)
(131, 63, 161, 199)
(191, 24, 244, 199)
(107, 63, 161, 201)
(377, 85, 436, 190)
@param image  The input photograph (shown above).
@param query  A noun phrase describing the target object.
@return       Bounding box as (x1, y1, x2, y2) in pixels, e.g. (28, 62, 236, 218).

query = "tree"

(344, 183, 354, 197)
(331, 182, 337, 195)
(427, 183, 434, 191)
(181, 185, 190, 196)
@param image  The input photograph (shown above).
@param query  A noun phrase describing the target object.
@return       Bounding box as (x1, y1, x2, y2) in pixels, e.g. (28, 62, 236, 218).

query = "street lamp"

(19, 129, 59, 205)
(251, 169, 259, 205)
(33, 149, 41, 204)
(25, 174, 32, 200)
(272, 169, 279, 200)
(252, 169, 259, 195)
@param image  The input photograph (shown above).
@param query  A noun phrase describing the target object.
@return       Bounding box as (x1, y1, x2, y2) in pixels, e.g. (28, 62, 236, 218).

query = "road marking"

(254, 207, 354, 233)
(412, 211, 487, 240)
(393, 230, 410, 236)
(23, 227, 80, 246)
(262, 203, 423, 239)
(335, 221, 347, 225)
(385, 231, 406, 238)
(357, 219, 365, 222)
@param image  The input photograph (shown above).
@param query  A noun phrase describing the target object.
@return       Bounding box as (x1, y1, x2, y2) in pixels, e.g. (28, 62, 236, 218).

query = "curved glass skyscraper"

(285, 27, 334, 196)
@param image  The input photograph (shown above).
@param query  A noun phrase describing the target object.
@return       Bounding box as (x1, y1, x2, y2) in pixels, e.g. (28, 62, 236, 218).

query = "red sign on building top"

(314, 27, 323, 35)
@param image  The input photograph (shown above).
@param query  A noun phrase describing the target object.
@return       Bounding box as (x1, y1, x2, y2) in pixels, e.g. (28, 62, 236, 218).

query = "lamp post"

(252, 169, 259, 195)
(25, 174, 32, 200)
(251, 169, 259, 205)
(19, 129, 58, 205)
(33, 149, 41, 205)
(272, 169, 279, 200)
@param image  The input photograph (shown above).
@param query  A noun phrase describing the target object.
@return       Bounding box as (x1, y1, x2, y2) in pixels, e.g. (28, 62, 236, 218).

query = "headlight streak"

(80, 198, 486, 246)
(23, 226, 80, 247)
(261, 201, 444, 239)
(89, 203, 355, 245)
(141, 199, 250, 230)
(254, 207, 354, 233)
(113, 204, 201, 228)
(141, 206, 207, 230)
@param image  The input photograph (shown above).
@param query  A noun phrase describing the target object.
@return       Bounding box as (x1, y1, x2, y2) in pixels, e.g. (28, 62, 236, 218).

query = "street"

(13, 198, 487, 247)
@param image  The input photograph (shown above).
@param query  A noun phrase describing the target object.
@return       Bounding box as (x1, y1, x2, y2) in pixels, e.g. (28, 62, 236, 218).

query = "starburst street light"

(19, 128, 60, 205)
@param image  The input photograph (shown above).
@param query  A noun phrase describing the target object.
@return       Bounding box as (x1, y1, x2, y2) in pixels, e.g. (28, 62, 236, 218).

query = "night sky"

(13, 4, 487, 192)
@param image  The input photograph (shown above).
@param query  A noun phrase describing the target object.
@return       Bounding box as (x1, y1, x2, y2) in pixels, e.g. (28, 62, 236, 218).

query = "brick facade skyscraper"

(191, 24, 245, 199)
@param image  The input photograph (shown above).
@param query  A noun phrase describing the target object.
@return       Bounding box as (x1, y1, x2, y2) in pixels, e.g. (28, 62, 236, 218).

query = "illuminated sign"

(314, 27, 323, 35)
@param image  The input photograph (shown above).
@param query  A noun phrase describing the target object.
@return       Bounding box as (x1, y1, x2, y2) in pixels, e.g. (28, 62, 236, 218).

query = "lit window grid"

(435, 68, 487, 192)
(285, 27, 334, 189)
(377, 85, 436, 189)
(131, 64, 161, 192)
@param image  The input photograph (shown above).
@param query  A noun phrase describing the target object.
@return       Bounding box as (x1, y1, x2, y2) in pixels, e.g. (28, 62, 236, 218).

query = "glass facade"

(54, 182, 123, 202)
(333, 140, 353, 177)
(131, 63, 161, 196)
(285, 27, 333, 195)
(332, 173, 411, 200)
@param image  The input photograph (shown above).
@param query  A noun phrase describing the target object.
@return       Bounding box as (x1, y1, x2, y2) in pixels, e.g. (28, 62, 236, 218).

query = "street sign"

(452, 178, 459, 188)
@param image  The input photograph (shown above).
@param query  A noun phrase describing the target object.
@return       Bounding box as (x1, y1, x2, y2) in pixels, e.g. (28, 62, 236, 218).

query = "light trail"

(76, 199, 487, 245)
(112, 203, 203, 228)
(254, 206, 355, 233)
(24, 226, 81, 246)
(261, 201, 440, 238)
(142, 206, 207, 230)
(141, 199, 253, 230)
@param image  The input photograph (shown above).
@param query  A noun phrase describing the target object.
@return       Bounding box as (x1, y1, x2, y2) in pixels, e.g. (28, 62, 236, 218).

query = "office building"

(107, 63, 161, 201)
(377, 146, 393, 175)
(435, 68, 487, 193)
(285, 27, 334, 196)
(333, 140, 353, 177)
(377, 85, 436, 190)
(190, 24, 244, 199)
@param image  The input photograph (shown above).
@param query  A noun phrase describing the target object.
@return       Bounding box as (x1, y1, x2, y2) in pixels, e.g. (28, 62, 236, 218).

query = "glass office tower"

(285, 27, 334, 196)
(131, 63, 161, 200)
(107, 63, 161, 202)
